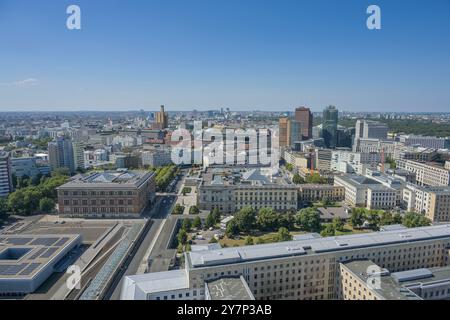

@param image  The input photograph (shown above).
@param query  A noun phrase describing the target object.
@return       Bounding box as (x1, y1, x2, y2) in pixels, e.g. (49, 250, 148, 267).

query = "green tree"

(182, 219, 192, 232)
(0, 198, 9, 222)
(177, 229, 188, 245)
(211, 208, 221, 224)
(296, 208, 321, 232)
(365, 210, 381, 230)
(350, 208, 366, 229)
(189, 205, 200, 215)
(277, 227, 293, 242)
(234, 207, 256, 233)
(205, 212, 216, 229)
(257, 208, 279, 231)
(192, 216, 202, 229)
(402, 212, 431, 228)
(39, 198, 55, 213)
(172, 204, 184, 215)
(225, 219, 239, 238)
(320, 224, 336, 237)
(293, 174, 305, 185)
(331, 217, 345, 232)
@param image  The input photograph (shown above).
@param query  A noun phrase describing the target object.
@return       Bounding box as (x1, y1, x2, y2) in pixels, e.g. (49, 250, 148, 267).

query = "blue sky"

(0, 0, 449, 112)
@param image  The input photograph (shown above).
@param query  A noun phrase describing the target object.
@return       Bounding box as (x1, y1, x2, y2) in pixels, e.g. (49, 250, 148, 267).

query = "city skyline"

(0, 0, 449, 112)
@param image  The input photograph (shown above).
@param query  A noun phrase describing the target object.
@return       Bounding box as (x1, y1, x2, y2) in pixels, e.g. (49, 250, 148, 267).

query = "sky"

(0, 0, 449, 112)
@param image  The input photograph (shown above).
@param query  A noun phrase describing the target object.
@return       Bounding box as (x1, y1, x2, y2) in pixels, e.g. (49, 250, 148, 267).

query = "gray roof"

(206, 276, 255, 300)
(187, 224, 450, 268)
(0, 234, 81, 279)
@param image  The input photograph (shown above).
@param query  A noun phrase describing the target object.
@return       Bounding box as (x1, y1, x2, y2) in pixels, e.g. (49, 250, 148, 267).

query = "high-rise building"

(48, 137, 75, 173)
(355, 120, 388, 140)
(322, 106, 338, 148)
(0, 151, 13, 198)
(72, 141, 85, 171)
(278, 117, 290, 148)
(294, 107, 313, 140)
(155, 105, 169, 130)
(288, 120, 302, 148)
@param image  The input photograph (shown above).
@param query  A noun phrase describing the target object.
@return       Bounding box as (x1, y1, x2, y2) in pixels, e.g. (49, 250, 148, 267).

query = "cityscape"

(1, 0, 450, 311)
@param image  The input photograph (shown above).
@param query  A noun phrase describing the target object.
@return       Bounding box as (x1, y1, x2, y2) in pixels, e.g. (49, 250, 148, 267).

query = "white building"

(396, 159, 450, 187)
(0, 151, 13, 197)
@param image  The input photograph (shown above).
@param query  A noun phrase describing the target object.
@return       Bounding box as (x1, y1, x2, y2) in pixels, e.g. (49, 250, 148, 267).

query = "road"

(105, 170, 186, 300)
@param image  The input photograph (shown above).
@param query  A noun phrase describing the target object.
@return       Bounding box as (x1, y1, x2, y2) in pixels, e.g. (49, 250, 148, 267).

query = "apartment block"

(403, 184, 450, 223)
(0, 151, 13, 198)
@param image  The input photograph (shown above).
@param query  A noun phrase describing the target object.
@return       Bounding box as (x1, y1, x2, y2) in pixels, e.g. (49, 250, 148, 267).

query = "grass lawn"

(334, 223, 372, 236)
(220, 230, 308, 247)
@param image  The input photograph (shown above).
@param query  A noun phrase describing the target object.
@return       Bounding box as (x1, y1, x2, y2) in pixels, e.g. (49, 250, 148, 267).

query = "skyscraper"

(288, 120, 302, 148)
(48, 137, 75, 173)
(0, 151, 13, 198)
(295, 107, 313, 140)
(355, 120, 388, 140)
(322, 105, 339, 148)
(278, 117, 290, 148)
(156, 105, 169, 130)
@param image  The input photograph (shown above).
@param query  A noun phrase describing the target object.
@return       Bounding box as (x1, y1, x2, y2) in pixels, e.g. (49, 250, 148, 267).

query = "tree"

(296, 208, 321, 232)
(189, 205, 200, 215)
(379, 211, 394, 226)
(350, 208, 366, 229)
(172, 204, 184, 215)
(225, 219, 239, 238)
(177, 229, 188, 245)
(211, 208, 221, 224)
(293, 174, 305, 185)
(402, 212, 431, 228)
(257, 208, 279, 231)
(277, 227, 293, 242)
(365, 210, 381, 230)
(39, 198, 55, 213)
(0, 198, 9, 222)
(278, 212, 295, 230)
(285, 164, 294, 172)
(245, 236, 254, 246)
(205, 212, 216, 229)
(234, 207, 256, 233)
(306, 173, 327, 184)
(331, 217, 345, 232)
(209, 237, 218, 244)
(192, 216, 202, 229)
(320, 224, 336, 237)
(182, 219, 192, 232)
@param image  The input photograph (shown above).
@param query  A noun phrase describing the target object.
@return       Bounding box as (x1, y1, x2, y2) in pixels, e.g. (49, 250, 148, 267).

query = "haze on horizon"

(0, 0, 449, 113)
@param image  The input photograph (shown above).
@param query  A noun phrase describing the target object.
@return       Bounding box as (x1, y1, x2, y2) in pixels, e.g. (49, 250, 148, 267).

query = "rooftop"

(342, 260, 421, 300)
(186, 224, 450, 268)
(206, 276, 255, 300)
(0, 234, 81, 279)
(58, 170, 155, 189)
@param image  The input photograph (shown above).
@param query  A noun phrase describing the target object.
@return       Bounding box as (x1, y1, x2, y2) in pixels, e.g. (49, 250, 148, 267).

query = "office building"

(289, 120, 302, 148)
(396, 159, 450, 187)
(298, 184, 345, 203)
(295, 107, 313, 140)
(279, 117, 290, 148)
(355, 120, 388, 140)
(121, 224, 450, 300)
(57, 170, 156, 218)
(0, 151, 13, 198)
(399, 135, 450, 150)
(334, 174, 397, 210)
(11, 157, 51, 178)
(198, 167, 298, 214)
(322, 106, 338, 148)
(48, 137, 75, 174)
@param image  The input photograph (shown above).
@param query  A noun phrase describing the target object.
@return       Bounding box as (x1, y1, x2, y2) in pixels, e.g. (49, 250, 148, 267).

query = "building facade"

(0, 151, 13, 198)
(57, 170, 156, 218)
